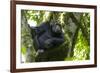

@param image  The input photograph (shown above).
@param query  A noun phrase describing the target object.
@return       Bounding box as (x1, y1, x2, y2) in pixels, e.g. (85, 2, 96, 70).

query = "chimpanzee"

(30, 21, 64, 53)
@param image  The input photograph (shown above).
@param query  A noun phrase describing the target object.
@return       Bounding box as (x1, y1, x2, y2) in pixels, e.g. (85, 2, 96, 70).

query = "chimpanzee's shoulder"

(41, 21, 50, 25)
(39, 21, 50, 28)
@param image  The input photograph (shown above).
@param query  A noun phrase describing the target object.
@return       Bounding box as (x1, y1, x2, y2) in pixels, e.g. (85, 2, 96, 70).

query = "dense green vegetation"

(21, 10, 90, 63)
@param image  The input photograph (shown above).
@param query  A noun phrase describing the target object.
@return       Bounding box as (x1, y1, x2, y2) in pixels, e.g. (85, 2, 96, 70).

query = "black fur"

(30, 21, 64, 51)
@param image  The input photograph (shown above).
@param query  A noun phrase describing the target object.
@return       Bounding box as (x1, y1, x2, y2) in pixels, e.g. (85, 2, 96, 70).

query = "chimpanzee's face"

(51, 24, 62, 34)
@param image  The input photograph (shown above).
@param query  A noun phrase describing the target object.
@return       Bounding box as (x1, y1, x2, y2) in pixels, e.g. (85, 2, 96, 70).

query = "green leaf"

(21, 45, 26, 55)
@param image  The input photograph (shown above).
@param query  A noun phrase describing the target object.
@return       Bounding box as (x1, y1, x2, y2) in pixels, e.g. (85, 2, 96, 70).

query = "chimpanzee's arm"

(33, 27, 45, 36)
(52, 34, 64, 45)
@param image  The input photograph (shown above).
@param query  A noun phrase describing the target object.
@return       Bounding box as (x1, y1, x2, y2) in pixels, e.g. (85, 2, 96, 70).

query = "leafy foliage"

(73, 29, 90, 60)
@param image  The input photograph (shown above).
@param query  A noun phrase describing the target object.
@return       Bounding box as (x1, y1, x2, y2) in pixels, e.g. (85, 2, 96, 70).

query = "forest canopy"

(21, 10, 90, 63)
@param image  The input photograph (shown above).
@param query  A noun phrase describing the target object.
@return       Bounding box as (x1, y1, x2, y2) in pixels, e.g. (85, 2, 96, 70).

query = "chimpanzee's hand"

(44, 39, 53, 49)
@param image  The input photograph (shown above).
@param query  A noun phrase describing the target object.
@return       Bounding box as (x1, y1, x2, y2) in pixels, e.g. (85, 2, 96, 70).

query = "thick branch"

(69, 13, 89, 45)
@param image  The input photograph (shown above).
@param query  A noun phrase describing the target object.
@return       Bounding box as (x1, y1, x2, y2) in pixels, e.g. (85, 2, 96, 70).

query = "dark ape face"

(52, 24, 61, 33)
(50, 23, 62, 34)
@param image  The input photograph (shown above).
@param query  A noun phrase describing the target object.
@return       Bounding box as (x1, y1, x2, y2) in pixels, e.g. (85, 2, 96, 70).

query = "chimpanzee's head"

(50, 21, 62, 35)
